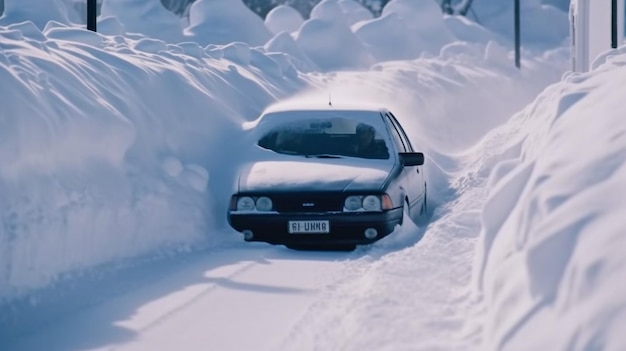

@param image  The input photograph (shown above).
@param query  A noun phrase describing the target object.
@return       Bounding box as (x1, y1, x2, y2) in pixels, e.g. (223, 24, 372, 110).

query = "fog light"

(242, 230, 254, 241)
(364, 228, 378, 239)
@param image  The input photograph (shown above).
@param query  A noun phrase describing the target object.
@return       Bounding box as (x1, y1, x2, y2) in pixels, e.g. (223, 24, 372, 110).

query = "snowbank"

(264, 31, 318, 72)
(264, 5, 303, 35)
(295, 17, 374, 71)
(0, 0, 573, 312)
(184, 0, 272, 46)
(2, 0, 570, 74)
(100, 0, 184, 43)
(0, 0, 72, 29)
(473, 47, 626, 350)
(338, 0, 373, 26)
(310, 0, 350, 24)
(0, 23, 308, 300)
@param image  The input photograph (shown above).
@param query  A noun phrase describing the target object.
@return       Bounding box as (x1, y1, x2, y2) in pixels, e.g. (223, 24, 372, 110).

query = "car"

(227, 103, 427, 250)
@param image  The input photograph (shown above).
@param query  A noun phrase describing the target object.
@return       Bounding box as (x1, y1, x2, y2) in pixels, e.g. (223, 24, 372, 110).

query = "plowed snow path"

(4, 246, 356, 351)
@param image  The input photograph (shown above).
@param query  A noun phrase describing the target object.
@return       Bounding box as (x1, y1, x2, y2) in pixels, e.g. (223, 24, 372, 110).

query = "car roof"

(242, 101, 392, 132)
(261, 101, 389, 115)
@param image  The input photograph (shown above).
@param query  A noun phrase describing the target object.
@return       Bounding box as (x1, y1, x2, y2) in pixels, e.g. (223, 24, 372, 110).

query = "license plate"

(288, 220, 330, 234)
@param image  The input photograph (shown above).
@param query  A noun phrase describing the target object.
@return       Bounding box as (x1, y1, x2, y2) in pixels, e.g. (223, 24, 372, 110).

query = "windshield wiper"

(305, 154, 343, 159)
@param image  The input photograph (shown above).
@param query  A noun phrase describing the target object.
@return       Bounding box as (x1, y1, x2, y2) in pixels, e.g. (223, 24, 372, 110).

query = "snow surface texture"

(184, 0, 273, 47)
(3, 0, 621, 350)
(0, 21, 309, 300)
(1, 0, 570, 71)
(0, 0, 73, 29)
(472, 47, 626, 351)
(100, 0, 185, 44)
(0, 13, 563, 299)
(264, 5, 304, 35)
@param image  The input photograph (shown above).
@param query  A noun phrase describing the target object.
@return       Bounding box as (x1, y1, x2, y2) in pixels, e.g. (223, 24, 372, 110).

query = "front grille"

(272, 193, 344, 213)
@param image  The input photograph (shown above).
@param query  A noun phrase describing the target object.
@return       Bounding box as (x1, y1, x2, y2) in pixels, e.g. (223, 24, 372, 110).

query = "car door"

(387, 112, 425, 191)
(383, 112, 423, 212)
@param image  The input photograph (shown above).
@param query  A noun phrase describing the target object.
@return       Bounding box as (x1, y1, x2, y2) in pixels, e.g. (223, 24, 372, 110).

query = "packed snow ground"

(2, 0, 623, 350)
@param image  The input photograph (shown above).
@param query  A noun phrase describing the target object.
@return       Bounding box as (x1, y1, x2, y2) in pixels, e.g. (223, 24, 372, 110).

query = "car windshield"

(257, 117, 390, 160)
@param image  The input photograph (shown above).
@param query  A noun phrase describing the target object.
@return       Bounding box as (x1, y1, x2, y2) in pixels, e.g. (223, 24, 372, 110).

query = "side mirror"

(399, 152, 424, 166)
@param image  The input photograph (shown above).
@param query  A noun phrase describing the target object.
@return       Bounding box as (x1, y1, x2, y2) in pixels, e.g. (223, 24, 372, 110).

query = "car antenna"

(328, 93, 333, 107)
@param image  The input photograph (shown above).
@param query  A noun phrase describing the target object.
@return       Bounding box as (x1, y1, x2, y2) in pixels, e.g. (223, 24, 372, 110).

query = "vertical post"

(514, 0, 521, 68)
(441, 0, 453, 15)
(611, 0, 618, 48)
(87, 0, 97, 32)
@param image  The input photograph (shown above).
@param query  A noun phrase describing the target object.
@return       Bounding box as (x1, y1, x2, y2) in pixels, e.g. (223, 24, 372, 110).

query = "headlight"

(344, 196, 362, 211)
(256, 196, 273, 211)
(236, 196, 255, 211)
(344, 195, 383, 212)
(362, 195, 381, 211)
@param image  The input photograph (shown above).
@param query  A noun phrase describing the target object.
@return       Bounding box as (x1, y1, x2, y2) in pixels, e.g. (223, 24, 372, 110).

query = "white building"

(570, 0, 625, 72)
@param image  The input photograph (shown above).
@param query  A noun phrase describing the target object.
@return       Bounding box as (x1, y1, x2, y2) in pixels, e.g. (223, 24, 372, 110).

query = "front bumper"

(227, 208, 403, 246)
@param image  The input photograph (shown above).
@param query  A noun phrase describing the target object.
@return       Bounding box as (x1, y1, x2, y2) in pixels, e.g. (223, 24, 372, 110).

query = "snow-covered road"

(108, 248, 349, 351)
(2, 188, 484, 351)
(1, 245, 365, 351)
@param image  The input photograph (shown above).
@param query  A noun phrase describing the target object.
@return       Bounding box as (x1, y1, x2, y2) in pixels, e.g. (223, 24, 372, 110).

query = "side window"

(385, 114, 407, 152)
(387, 112, 414, 152)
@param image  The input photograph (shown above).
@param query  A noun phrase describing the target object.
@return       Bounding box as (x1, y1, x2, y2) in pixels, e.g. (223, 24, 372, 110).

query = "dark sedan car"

(227, 104, 427, 250)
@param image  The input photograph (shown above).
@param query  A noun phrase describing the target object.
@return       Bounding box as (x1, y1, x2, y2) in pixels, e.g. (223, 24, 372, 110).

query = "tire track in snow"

(2, 247, 271, 351)
(113, 258, 260, 336)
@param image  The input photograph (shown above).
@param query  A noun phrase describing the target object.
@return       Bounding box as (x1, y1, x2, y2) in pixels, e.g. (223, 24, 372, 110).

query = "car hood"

(237, 159, 394, 192)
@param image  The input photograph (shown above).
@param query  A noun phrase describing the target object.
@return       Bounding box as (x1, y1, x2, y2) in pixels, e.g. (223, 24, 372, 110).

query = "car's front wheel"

(420, 183, 428, 215)
(401, 199, 410, 225)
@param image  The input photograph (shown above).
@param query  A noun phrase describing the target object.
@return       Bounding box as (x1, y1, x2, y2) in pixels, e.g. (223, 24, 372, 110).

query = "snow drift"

(7, 2, 616, 351)
(473, 46, 626, 351)
(0, 15, 567, 301)
(0, 22, 309, 300)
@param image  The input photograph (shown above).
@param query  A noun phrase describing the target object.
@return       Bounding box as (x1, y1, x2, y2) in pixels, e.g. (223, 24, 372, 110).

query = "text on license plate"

(288, 220, 330, 234)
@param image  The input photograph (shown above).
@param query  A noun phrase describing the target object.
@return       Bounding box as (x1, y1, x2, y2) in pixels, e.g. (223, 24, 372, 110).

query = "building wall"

(571, 0, 625, 72)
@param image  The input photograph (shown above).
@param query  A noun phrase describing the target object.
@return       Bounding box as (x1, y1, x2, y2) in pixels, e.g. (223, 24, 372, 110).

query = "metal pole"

(441, 0, 453, 15)
(611, 0, 618, 48)
(514, 0, 521, 68)
(87, 0, 97, 32)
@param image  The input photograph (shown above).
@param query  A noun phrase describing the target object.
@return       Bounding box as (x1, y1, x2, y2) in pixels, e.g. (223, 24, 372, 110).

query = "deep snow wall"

(0, 30, 568, 304)
(473, 46, 626, 351)
(0, 24, 308, 300)
(0, 2, 571, 303)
